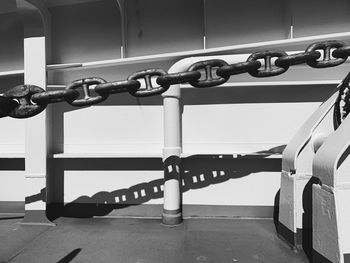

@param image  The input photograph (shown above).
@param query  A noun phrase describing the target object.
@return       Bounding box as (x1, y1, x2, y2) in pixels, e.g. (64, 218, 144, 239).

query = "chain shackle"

(2, 85, 47, 118)
(275, 51, 321, 67)
(216, 61, 261, 78)
(306, 40, 347, 68)
(128, 69, 170, 97)
(247, 50, 289, 77)
(156, 71, 201, 86)
(94, 80, 140, 95)
(187, 59, 229, 88)
(31, 89, 80, 104)
(66, 77, 108, 106)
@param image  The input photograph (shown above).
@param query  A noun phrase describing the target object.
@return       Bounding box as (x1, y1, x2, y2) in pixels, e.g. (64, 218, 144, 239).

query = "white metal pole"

(162, 84, 182, 226)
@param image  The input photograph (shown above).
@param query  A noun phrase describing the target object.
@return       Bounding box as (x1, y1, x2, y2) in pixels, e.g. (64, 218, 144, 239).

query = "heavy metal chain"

(1, 40, 350, 119)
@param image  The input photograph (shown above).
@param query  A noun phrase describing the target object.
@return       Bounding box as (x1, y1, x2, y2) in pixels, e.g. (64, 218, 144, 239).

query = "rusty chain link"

(216, 61, 261, 78)
(66, 77, 109, 106)
(94, 79, 140, 95)
(156, 71, 200, 86)
(127, 69, 170, 97)
(187, 59, 229, 87)
(247, 50, 289, 77)
(31, 89, 79, 104)
(333, 46, 350, 59)
(1, 40, 350, 119)
(306, 40, 347, 68)
(274, 51, 321, 67)
(2, 85, 47, 118)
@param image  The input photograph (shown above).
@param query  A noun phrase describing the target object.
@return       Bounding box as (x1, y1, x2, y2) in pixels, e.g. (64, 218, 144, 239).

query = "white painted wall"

(0, 171, 25, 201)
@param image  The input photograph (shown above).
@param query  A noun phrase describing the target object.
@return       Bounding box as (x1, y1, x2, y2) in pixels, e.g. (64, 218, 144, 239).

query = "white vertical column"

(162, 85, 182, 226)
(16, 0, 53, 225)
(22, 37, 53, 225)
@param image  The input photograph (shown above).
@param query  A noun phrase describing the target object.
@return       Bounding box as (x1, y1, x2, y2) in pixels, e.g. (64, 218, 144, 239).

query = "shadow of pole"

(56, 248, 82, 263)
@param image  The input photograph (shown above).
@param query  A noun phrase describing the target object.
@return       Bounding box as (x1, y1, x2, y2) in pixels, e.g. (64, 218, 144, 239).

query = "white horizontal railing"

(2, 31, 350, 77)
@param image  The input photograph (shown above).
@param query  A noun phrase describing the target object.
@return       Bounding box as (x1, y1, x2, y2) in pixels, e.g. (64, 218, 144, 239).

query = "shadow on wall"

(44, 148, 283, 219)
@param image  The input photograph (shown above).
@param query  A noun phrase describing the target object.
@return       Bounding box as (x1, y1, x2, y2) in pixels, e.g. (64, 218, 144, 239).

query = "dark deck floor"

(0, 217, 308, 263)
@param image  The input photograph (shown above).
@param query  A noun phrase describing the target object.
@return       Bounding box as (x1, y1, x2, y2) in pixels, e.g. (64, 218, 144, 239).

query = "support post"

(16, 0, 54, 225)
(162, 85, 182, 226)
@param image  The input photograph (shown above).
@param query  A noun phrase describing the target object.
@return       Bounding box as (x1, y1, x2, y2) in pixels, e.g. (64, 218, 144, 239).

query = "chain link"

(94, 79, 140, 95)
(305, 40, 347, 68)
(66, 77, 108, 106)
(2, 40, 350, 119)
(275, 51, 321, 67)
(332, 46, 350, 59)
(31, 89, 79, 104)
(128, 69, 170, 97)
(216, 61, 261, 78)
(156, 71, 200, 86)
(2, 85, 47, 118)
(187, 59, 229, 87)
(247, 50, 289, 77)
